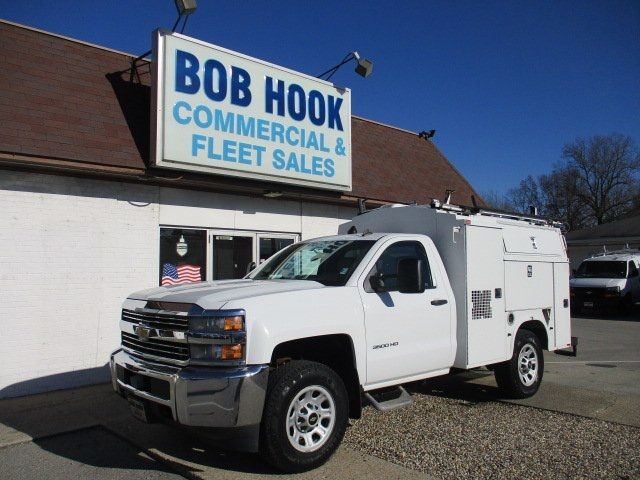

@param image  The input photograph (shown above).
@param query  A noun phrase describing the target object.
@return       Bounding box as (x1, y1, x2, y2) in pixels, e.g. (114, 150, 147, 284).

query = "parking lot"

(1, 313, 639, 480)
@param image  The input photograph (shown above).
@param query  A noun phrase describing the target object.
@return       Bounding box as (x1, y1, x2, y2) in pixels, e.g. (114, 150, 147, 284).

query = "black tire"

(259, 360, 349, 472)
(494, 329, 544, 399)
(619, 294, 633, 315)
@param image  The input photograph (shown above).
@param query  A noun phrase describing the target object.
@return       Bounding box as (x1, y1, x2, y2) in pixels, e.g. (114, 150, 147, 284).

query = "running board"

(364, 386, 413, 412)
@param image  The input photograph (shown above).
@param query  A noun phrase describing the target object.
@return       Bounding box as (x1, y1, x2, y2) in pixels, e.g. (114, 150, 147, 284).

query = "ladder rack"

(429, 198, 562, 228)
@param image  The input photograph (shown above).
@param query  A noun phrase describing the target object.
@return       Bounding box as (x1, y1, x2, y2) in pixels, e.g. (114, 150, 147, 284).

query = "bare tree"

(539, 164, 588, 231)
(506, 175, 541, 214)
(562, 134, 640, 224)
(481, 190, 513, 211)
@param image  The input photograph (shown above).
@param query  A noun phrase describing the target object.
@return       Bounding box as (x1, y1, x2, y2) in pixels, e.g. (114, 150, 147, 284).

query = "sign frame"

(150, 29, 352, 192)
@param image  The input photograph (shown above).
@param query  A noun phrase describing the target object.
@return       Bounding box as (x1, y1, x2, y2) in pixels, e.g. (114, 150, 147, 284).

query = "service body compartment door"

(504, 261, 554, 311)
(553, 262, 572, 350)
(466, 226, 507, 366)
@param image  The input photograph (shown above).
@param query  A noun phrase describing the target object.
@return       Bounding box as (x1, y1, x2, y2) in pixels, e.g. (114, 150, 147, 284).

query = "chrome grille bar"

(121, 332, 189, 365)
(122, 309, 189, 331)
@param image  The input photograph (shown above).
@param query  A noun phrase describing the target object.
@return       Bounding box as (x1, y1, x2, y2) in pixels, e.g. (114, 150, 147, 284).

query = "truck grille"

(121, 332, 189, 364)
(121, 309, 189, 331)
(571, 287, 607, 298)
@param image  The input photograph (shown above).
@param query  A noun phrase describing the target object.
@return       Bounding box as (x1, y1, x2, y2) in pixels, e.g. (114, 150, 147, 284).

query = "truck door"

(359, 239, 452, 386)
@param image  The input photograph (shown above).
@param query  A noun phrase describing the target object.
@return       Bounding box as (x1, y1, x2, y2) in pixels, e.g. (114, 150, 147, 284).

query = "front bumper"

(571, 290, 623, 310)
(109, 349, 269, 428)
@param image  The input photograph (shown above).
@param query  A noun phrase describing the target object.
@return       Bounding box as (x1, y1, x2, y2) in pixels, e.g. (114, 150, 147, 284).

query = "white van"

(570, 250, 640, 313)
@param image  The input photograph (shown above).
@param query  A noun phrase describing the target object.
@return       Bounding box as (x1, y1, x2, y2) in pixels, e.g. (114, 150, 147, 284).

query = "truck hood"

(128, 279, 324, 310)
(570, 277, 625, 288)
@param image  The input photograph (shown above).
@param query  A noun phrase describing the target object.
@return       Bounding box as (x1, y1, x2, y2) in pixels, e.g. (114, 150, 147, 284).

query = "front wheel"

(494, 329, 544, 398)
(259, 360, 348, 472)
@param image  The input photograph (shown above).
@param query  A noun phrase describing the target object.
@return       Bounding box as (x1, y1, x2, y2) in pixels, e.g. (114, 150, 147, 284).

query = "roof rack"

(589, 247, 640, 258)
(429, 198, 562, 228)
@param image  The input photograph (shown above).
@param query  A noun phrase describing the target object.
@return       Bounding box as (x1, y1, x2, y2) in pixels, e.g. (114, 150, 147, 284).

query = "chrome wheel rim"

(518, 343, 538, 386)
(286, 385, 335, 453)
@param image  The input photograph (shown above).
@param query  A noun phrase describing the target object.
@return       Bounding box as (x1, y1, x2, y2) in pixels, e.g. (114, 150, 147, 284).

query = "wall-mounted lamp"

(317, 51, 374, 81)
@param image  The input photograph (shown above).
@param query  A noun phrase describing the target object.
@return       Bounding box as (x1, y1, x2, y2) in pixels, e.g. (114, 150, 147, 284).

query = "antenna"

(357, 198, 368, 215)
(444, 189, 454, 205)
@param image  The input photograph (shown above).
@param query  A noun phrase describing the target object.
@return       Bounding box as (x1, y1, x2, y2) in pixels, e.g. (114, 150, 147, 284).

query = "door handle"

(431, 299, 448, 306)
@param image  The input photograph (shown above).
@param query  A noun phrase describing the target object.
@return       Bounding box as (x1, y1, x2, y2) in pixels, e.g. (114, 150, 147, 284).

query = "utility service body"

(153, 31, 353, 191)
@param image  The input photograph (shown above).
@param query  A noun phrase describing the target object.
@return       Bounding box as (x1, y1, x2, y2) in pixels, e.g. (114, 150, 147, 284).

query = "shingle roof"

(565, 215, 640, 241)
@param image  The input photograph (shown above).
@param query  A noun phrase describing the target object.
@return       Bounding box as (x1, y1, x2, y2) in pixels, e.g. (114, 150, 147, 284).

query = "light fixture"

(263, 191, 284, 198)
(418, 130, 436, 140)
(175, 0, 197, 16)
(317, 51, 374, 81)
(172, 0, 197, 33)
(130, 0, 198, 82)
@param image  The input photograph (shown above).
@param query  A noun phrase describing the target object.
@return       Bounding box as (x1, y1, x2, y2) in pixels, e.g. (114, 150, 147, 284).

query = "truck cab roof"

(305, 233, 391, 242)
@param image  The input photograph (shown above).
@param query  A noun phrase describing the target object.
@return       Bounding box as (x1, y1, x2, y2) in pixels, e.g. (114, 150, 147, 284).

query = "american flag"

(161, 263, 201, 286)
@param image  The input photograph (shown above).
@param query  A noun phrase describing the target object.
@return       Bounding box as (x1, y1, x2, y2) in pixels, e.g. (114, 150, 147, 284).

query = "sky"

(1, 0, 639, 195)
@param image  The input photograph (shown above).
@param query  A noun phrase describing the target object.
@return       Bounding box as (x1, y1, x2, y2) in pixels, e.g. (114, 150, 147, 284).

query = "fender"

(223, 286, 367, 382)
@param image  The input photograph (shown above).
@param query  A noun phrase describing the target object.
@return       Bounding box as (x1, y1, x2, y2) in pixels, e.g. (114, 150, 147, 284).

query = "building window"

(159, 228, 206, 286)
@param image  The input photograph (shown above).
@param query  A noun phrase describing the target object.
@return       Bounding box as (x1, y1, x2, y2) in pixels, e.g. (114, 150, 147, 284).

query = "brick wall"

(0, 171, 159, 397)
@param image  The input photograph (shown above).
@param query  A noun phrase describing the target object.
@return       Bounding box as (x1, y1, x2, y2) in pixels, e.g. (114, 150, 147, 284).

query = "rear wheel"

(259, 360, 348, 472)
(494, 329, 544, 398)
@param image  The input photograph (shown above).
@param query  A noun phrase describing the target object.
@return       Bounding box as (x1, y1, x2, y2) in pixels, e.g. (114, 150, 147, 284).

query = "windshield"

(251, 240, 376, 286)
(575, 260, 627, 279)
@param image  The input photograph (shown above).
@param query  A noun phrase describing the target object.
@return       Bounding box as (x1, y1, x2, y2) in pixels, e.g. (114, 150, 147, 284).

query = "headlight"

(189, 315, 244, 333)
(188, 310, 246, 364)
(190, 343, 244, 361)
(604, 286, 621, 298)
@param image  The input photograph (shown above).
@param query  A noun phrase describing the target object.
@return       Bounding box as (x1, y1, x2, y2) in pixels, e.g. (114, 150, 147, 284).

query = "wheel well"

(519, 320, 548, 350)
(271, 334, 362, 419)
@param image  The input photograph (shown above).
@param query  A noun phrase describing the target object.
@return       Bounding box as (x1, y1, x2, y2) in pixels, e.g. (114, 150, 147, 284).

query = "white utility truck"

(110, 200, 572, 472)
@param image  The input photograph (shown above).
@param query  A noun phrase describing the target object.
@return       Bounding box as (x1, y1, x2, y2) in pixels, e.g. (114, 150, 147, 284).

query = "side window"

(628, 261, 639, 278)
(365, 241, 434, 292)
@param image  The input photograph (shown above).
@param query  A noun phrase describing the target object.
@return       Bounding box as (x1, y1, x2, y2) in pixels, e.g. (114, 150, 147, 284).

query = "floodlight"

(175, 0, 197, 15)
(317, 51, 374, 81)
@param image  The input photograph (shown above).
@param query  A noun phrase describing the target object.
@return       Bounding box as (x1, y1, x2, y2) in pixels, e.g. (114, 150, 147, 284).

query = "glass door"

(257, 234, 297, 265)
(210, 233, 254, 280)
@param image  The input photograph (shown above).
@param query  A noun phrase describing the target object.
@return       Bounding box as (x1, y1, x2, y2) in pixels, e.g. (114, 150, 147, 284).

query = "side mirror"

(572, 269, 577, 275)
(398, 258, 425, 293)
(245, 261, 257, 275)
(369, 273, 386, 292)
(629, 269, 639, 278)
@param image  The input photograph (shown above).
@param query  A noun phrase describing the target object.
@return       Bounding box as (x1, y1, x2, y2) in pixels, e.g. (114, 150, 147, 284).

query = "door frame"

(208, 229, 256, 281)
(256, 233, 299, 265)
(206, 229, 299, 280)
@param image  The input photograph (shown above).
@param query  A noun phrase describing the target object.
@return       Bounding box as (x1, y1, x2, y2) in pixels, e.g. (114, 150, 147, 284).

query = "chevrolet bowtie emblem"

(134, 324, 156, 341)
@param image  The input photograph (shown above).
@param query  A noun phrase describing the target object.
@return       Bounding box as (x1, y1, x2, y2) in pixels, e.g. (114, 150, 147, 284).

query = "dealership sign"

(151, 31, 352, 191)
